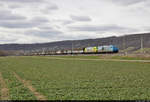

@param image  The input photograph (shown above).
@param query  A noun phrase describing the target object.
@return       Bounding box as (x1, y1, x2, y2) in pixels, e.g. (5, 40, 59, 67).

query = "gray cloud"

(0, 3, 3, 6)
(47, 4, 59, 10)
(143, 26, 150, 31)
(0, 38, 17, 43)
(25, 29, 62, 38)
(62, 20, 74, 25)
(40, 4, 59, 14)
(0, 21, 38, 28)
(0, 0, 44, 3)
(31, 17, 49, 23)
(110, 0, 147, 6)
(38, 26, 54, 30)
(8, 4, 22, 9)
(69, 25, 138, 33)
(70, 15, 92, 22)
(0, 9, 26, 21)
(0, 16, 49, 29)
(51, 19, 74, 25)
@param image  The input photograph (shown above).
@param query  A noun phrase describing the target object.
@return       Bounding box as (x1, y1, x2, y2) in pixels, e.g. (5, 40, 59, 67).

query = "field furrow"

(0, 72, 9, 100)
(13, 72, 47, 100)
(1, 71, 36, 100)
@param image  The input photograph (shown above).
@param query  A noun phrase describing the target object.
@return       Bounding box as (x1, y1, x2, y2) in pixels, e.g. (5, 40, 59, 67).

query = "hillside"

(0, 33, 150, 54)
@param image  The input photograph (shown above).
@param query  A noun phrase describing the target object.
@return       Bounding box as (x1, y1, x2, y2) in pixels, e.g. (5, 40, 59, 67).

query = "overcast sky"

(0, 0, 150, 44)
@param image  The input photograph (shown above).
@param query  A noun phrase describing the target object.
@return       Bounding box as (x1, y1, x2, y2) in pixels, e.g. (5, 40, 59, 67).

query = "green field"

(0, 56, 150, 100)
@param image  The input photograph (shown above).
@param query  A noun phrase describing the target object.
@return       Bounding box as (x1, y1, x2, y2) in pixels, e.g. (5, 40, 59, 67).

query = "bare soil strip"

(47, 57, 150, 63)
(13, 72, 46, 100)
(0, 72, 9, 100)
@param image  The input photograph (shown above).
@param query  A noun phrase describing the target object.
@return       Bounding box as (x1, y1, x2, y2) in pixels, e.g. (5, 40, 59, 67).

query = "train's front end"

(112, 45, 119, 53)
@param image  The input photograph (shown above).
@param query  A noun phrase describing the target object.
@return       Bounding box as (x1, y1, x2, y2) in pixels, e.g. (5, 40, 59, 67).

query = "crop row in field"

(0, 56, 150, 100)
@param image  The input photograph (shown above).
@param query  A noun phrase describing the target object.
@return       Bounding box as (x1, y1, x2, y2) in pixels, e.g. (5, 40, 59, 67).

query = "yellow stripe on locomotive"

(84, 47, 97, 53)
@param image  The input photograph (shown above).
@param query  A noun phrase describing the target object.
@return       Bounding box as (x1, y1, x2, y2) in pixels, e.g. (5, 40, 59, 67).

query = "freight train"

(52, 45, 119, 55)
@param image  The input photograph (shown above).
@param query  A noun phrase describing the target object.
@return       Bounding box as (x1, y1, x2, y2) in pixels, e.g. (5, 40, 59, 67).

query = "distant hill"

(0, 33, 150, 54)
